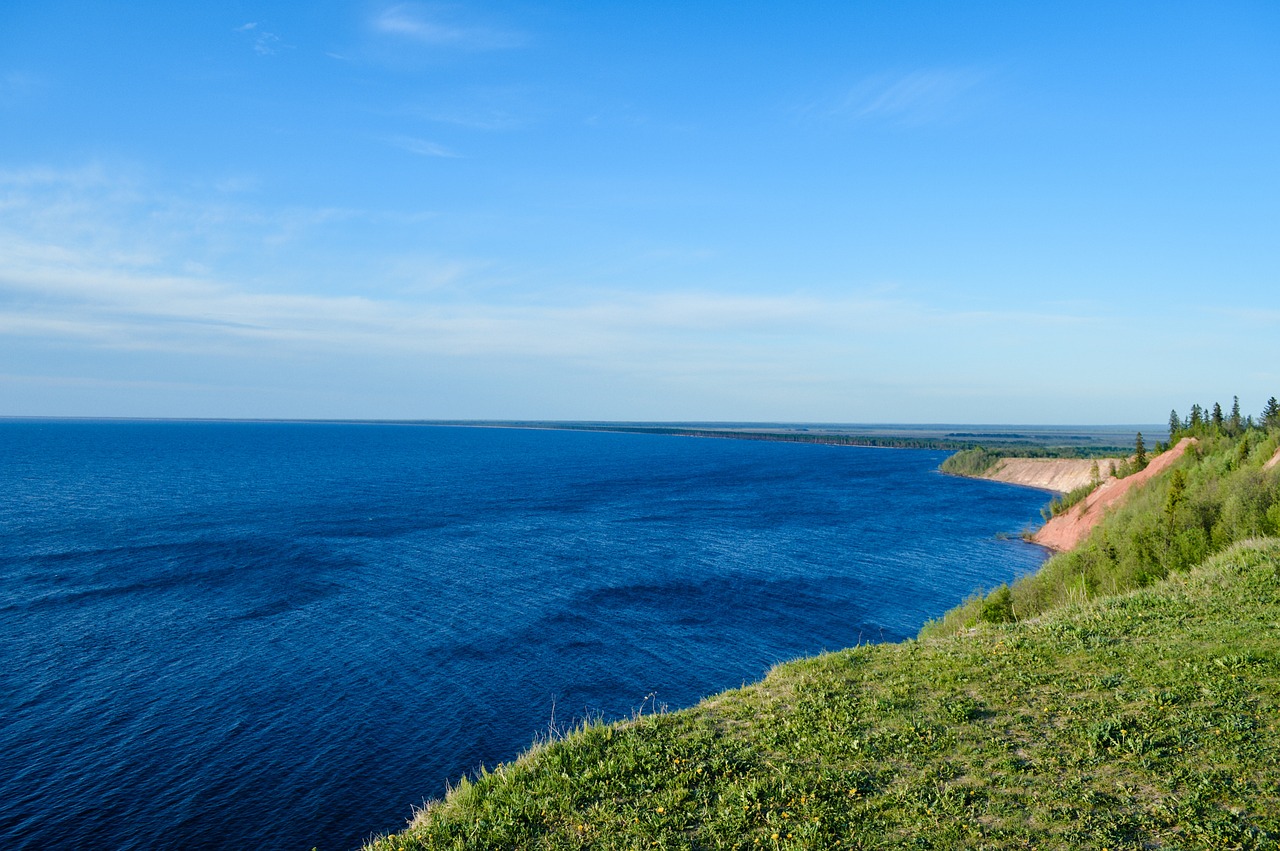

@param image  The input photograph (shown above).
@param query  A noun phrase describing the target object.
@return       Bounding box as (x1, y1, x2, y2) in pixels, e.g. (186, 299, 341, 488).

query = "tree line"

(1167, 394, 1280, 443)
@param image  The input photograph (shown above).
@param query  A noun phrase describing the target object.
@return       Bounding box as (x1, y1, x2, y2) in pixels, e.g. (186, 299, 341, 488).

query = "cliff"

(1032, 437, 1196, 551)
(980, 456, 1120, 493)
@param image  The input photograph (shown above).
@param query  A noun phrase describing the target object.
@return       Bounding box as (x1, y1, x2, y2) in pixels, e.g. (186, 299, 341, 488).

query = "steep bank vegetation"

(363, 403, 1280, 851)
(1042, 480, 1096, 519)
(924, 426, 1280, 637)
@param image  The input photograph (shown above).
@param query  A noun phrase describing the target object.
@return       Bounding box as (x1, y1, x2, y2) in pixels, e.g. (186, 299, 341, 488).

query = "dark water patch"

(0, 421, 1050, 851)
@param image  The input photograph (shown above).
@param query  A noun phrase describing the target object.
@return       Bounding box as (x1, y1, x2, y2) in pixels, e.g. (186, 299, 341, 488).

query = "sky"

(1, 2, 1278, 424)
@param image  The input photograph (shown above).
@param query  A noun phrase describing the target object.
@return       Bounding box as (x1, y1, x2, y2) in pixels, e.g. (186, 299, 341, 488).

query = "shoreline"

(969, 456, 1123, 494)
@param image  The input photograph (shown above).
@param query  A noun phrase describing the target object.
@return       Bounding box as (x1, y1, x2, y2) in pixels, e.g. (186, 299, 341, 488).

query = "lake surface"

(0, 421, 1051, 850)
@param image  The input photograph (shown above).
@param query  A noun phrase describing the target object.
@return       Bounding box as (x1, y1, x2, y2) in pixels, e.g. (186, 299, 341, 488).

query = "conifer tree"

(1263, 396, 1280, 431)
(1229, 396, 1243, 435)
(1168, 409, 1181, 438)
(1165, 468, 1186, 521)
(1211, 402, 1224, 430)
(1189, 404, 1204, 431)
(1134, 431, 1147, 470)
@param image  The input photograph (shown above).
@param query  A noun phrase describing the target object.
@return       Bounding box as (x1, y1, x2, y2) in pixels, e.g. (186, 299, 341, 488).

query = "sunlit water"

(0, 421, 1051, 850)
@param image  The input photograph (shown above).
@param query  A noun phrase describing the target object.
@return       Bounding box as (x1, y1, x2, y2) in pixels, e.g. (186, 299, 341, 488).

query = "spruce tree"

(1229, 396, 1243, 435)
(1189, 404, 1204, 431)
(1134, 431, 1147, 470)
(1164, 469, 1187, 534)
(1263, 396, 1280, 430)
(1211, 402, 1224, 430)
(1168, 409, 1181, 438)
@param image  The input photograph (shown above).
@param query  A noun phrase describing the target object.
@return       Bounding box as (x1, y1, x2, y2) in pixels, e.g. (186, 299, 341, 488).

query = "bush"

(979, 585, 1015, 624)
(939, 448, 1002, 477)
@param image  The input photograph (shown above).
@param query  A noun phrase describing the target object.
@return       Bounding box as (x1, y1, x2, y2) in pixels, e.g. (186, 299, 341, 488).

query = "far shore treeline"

(441, 421, 1149, 455)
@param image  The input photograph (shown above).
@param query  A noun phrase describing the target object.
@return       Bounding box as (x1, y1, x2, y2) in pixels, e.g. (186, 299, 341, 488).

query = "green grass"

(364, 538, 1280, 850)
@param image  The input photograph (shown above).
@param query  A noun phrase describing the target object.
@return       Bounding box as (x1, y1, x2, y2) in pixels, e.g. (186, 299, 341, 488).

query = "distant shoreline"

(1, 416, 1159, 454)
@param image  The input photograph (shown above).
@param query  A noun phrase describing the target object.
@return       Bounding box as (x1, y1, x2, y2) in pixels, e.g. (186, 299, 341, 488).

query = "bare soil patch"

(983, 457, 1122, 493)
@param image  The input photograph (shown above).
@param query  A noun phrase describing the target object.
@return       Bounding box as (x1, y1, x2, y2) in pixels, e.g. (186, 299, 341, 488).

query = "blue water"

(0, 421, 1051, 850)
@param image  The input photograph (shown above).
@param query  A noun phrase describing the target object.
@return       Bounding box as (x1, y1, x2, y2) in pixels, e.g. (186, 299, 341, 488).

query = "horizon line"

(0, 415, 1167, 429)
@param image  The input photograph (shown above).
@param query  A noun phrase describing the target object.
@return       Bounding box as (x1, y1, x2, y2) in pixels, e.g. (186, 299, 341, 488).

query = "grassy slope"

(924, 430, 1280, 638)
(367, 536, 1280, 850)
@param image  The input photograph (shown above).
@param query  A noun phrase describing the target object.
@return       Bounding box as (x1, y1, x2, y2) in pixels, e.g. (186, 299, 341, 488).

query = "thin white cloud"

(212, 174, 261, 194)
(0, 71, 44, 104)
(0, 215, 1100, 364)
(372, 3, 524, 50)
(385, 135, 460, 158)
(0, 163, 116, 189)
(253, 33, 280, 56)
(1, 164, 1180, 423)
(809, 68, 988, 126)
(235, 21, 281, 56)
(406, 95, 537, 131)
(0, 165, 1102, 363)
(422, 107, 524, 131)
(1216, 307, 1280, 326)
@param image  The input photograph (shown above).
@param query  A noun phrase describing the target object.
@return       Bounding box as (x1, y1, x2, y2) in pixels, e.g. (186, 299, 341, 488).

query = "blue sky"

(2, 2, 1277, 423)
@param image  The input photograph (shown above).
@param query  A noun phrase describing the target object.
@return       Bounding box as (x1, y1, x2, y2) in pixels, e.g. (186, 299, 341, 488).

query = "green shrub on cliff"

(938, 447, 1002, 477)
(1041, 481, 1096, 521)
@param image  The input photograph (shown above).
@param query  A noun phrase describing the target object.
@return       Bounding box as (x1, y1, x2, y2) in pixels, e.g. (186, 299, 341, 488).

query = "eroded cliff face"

(982, 457, 1122, 493)
(1031, 438, 1197, 552)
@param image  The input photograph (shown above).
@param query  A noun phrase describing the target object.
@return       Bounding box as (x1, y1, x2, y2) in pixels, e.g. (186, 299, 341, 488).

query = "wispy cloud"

(0, 167, 1105, 362)
(235, 21, 281, 56)
(401, 86, 544, 131)
(0, 71, 44, 104)
(0, 218, 1097, 365)
(385, 135, 460, 158)
(1217, 307, 1280, 327)
(372, 3, 524, 51)
(212, 174, 262, 194)
(0, 164, 1165, 421)
(807, 68, 988, 126)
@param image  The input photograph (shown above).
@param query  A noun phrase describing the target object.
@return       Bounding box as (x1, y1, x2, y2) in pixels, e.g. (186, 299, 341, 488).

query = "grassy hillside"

(365, 426, 1280, 851)
(925, 429, 1280, 638)
(366, 551, 1280, 848)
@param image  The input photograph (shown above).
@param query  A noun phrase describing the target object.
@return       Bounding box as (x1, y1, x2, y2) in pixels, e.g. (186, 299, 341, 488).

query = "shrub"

(978, 585, 1015, 624)
(939, 448, 1002, 477)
